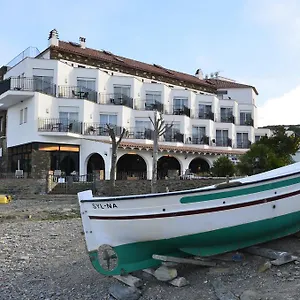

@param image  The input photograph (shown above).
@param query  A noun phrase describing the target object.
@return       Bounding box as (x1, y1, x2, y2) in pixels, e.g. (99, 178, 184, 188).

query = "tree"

(211, 156, 235, 177)
(106, 125, 128, 195)
(149, 111, 173, 193)
(237, 126, 300, 176)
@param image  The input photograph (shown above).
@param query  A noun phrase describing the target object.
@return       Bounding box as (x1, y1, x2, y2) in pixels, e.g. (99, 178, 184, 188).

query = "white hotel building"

(0, 30, 270, 179)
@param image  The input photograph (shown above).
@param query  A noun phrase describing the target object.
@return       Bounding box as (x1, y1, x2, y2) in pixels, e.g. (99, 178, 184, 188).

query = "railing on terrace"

(190, 110, 215, 121)
(58, 86, 98, 103)
(185, 135, 210, 145)
(126, 127, 154, 140)
(6, 47, 40, 68)
(83, 123, 124, 136)
(236, 140, 252, 149)
(214, 138, 233, 147)
(238, 118, 254, 126)
(0, 77, 56, 96)
(38, 118, 83, 134)
(164, 105, 191, 117)
(215, 113, 235, 124)
(134, 100, 164, 113)
(164, 129, 184, 143)
(99, 93, 134, 109)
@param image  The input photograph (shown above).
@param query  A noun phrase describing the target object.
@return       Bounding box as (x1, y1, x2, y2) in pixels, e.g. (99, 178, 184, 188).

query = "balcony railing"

(214, 138, 233, 147)
(236, 140, 251, 149)
(191, 110, 214, 121)
(186, 135, 210, 145)
(126, 127, 154, 140)
(0, 77, 56, 97)
(83, 123, 124, 136)
(58, 86, 97, 103)
(239, 118, 254, 126)
(215, 113, 235, 124)
(99, 93, 134, 109)
(38, 118, 82, 134)
(164, 129, 184, 143)
(165, 105, 191, 117)
(134, 100, 164, 113)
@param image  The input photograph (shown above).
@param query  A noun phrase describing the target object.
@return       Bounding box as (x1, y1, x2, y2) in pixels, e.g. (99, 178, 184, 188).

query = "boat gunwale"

(80, 169, 300, 203)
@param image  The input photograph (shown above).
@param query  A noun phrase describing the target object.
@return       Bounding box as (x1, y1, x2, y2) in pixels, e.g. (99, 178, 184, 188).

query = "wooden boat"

(78, 163, 300, 276)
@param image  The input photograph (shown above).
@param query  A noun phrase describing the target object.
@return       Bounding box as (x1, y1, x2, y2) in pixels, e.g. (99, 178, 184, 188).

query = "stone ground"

(1, 197, 300, 300)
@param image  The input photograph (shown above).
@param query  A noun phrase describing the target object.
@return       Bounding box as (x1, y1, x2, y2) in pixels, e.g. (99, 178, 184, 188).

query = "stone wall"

(0, 178, 46, 196)
(31, 150, 51, 179)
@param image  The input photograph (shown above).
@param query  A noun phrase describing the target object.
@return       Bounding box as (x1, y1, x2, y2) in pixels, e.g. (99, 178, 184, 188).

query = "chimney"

(48, 29, 59, 47)
(195, 68, 203, 80)
(79, 37, 86, 49)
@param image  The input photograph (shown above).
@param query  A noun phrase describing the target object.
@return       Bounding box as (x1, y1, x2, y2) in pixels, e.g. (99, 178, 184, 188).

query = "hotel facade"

(0, 30, 270, 179)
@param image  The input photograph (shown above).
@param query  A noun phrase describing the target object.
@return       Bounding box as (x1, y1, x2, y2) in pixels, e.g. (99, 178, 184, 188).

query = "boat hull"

(78, 163, 300, 276)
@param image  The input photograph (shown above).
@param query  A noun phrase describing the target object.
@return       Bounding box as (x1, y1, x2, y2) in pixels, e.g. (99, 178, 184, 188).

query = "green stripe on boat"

(180, 176, 300, 204)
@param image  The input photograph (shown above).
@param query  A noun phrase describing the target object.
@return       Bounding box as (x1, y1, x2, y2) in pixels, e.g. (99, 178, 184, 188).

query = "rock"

(154, 266, 177, 281)
(109, 283, 142, 300)
(240, 290, 261, 300)
(19, 256, 30, 261)
(211, 278, 239, 300)
(169, 277, 189, 287)
(258, 261, 272, 273)
(208, 267, 233, 275)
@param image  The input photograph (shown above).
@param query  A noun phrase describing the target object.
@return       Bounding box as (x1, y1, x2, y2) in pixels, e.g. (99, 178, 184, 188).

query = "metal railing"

(215, 113, 235, 124)
(190, 110, 214, 121)
(38, 118, 83, 134)
(134, 100, 164, 113)
(99, 93, 134, 109)
(0, 77, 56, 96)
(6, 47, 40, 68)
(58, 85, 98, 103)
(185, 135, 210, 145)
(126, 127, 154, 140)
(164, 129, 184, 143)
(213, 138, 233, 147)
(236, 140, 252, 149)
(238, 118, 254, 126)
(83, 123, 124, 136)
(117, 171, 147, 180)
(164, 105, 191, 117)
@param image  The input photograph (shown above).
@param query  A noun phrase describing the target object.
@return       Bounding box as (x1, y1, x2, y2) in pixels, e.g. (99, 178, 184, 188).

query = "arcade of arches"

(157, 156, 181, 179)
(188, 157, 210, 174)
(87, 153, 105, 179)
(116, 154, 147, 179)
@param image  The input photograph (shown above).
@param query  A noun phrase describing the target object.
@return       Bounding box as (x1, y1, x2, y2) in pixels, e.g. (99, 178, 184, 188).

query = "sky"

(0, 0, 299, 127)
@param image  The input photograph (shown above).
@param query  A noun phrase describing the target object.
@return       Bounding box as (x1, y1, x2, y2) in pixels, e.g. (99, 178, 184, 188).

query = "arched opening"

(188, 157, 210, 175)
(117, 154, 147, 180)
(157, 156, 181, 179)
(87, 153, 105, 179)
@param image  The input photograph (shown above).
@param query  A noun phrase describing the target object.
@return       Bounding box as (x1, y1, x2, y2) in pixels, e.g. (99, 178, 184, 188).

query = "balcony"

(187, 135, 210, 145)
(0, 77, 56, 97)
(214, 138, 233, 147)
(239, 118, 254, 126)
(83, 123, 124, 136)
(216, 113, 235, 124)
(134, 100, 164, 113)
(165, 105, 191, 117)
(126, 127, 154, 140)
(99, 93, 134, 109)
(236, 140, 251, 149)
(58, 86, 97, 103)
(38, 118, 82, 134)
(164, 129, 184, 143)
(191, 110, 214, 121)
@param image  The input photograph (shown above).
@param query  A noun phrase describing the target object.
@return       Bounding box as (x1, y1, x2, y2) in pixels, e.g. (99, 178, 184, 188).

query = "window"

(199, 104, 212, 119)
(173, 97, 188, 109)
(135, 120, 151, 129)
(237, 132, 249, 148)
(100, 114, 117, 126)
(146, 91, 161, 104)
(114, 85, 130, 97)
(59, 111, 79, 131)
(220, 107, 233, 122)
(77, 78, 96, 90)
(255, 135, 261, 142)
(24, 107, 28, 123)
(240, 112, 252, 125)
(33, 76, 53, 93)
(20, 109, 23, 124)
(216, 129, 229, 146)
(192, 126, 206, 144)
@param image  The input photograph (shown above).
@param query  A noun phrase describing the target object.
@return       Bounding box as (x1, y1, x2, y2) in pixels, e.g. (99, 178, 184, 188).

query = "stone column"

(31, 150, 51, 179)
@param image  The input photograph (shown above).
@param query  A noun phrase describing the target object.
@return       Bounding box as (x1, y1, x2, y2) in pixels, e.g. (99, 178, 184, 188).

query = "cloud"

(257, 85, 300, 126)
